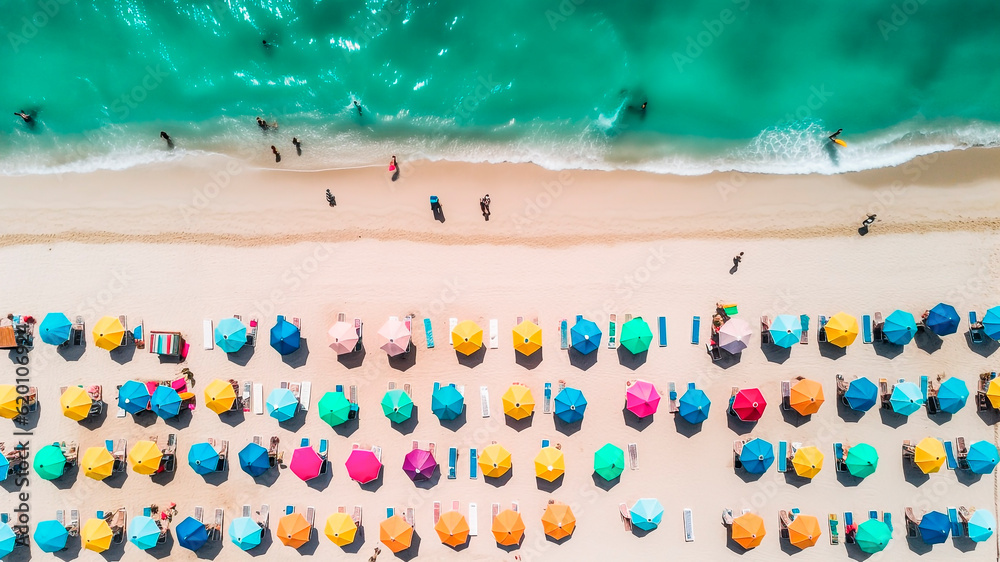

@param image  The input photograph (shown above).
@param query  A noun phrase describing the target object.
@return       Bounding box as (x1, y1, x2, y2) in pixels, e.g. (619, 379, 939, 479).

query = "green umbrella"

(845, 443, 879, 478)
(380, 389, 414, 423)
(318, 391, 352, 427)
(856, 519, 891, 553)
(593, 443, 625, 481)
(619, 317, 653, 354)
(33, 444, 67, 481)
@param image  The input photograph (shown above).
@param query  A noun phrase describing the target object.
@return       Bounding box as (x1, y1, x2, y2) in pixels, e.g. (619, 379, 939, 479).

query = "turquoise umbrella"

(228, 517, 262, 550)
(33, 519, 69, 552)
(0, 454, 7, 481)
(215, 317, 247, 353)
(968, 510, 995, 542)
(619, 318, 653, 354)
(844, 443, 879, 478)
(431, 384, 464, 421)
(150, 386, 182, 419)
(983, 306, 1000, 340)
(769, 314, 802, 348)
(269, 317, 300, 355)
(266, 388, 298, 421)
(0, 523, 15, 558)
(553, 387, 587, 423)
(129, 515, 162, 550)
(926, 303, 960, 335)
(570, 318, 601, 354)
(844, 377, 878, 411)
(884, 310, 917, 345)
(739, 438, 775, 474)
(318, 391, 352, 427)
(936, 377, 968, 414)
(593, 443, 625, 481)
(39, 312, 72, 345)
(381, 389, 414, 423)
(678, 386, 711, 424)
(856, 519, 891, 553)
(188, 442, 220, 475)
(629, 499, 664, 531)
(967, 441, 999, 474)
(890, 382, 924, 415)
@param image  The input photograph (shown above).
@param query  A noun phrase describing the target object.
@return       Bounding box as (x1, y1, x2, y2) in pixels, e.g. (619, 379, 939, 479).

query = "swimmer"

(256, 117, 269, 131)
(14, 111, 32, 123)
(354, 100, 363, 116)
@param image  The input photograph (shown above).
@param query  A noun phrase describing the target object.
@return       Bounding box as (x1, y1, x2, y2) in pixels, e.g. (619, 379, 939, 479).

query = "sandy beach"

(2, 148, 1000, 561)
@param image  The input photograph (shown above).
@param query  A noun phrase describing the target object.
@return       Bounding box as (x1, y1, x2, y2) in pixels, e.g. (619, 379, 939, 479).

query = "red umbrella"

(732, 388, 767, 421)
(345, 449, 382, 484)
(289, 446, 323, 481)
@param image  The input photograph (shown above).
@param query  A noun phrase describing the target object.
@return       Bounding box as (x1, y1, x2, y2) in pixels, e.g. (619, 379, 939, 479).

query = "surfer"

(829, 128, 843, 142)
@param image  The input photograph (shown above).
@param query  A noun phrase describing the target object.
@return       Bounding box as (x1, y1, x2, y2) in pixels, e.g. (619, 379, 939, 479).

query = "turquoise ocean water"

(2, 0, 1000, 175)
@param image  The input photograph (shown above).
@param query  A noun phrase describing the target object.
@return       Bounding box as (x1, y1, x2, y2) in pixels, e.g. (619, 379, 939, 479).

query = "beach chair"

(834, 443, 846, 472)
(299, 381, 311, 411)
(817, 316, 828, 343)
(242, 505, 251, 518)
(905, 508, 920, 537)
(253, 384, 263, 415)
(844, 512, 855, 544)
(620, 504, 633, 532)
(69, 510, 79, 537)
(883, 512, 892, 532)
(879, 379, 891, 409)
(214, 509, 224, 540)
(468, 503, 478, 536)
(479, 386, 490, 418)
(873, 312, 885, 342)
(777, 441, 787, 472)
(657, 316, 667, 346)
(944, 440, 957, 470)
(799, 315, 809, 344)
(268, 436, 279, 467)
(489, 319, 498, 349)
(691, 316, 700, 344)
(286, 505, 294, 516)
(203, 320, 214, 350)
(73, 317, 85, 346)
(318, 440, 329, 474)
(559, 319, 568, 350)
(542, 439, 550, 449)
(862, 314, 873, 344)
(707, 342, 722, 361)
(668, 383, 678, 413)
(448, 448, 457, 479)
(902, 440, 915, 460)
(779, 510, 791, 539)
(113, 439, 126, 472)
(920, 375, 929, 403)
(727, 387, 738, 416)
(352, 506, 362, 528)
(403, 383, 411, 398)
(305, 507, 316, 538)
(217, 440, 229, 471)
(470, 448, 477, 479)
(353, 318, 363, 352)
(543, 382, 552, 414)
(607, 314, 617, 348)
(721, 509, 734, 526)
(258, 504, 269, 530)
(628, 443, 638, 470)
(828, 514, 839, 545)
(683, 508, 694, 542)
(760, 316, 772, 344)
(423, 318, 434, 348)
(970, 311, 985, 344)
(780, 381, 790, 410)
(868, 510, 878, 521)
(956, 437, 969, 469)
(734, 440, 745, 470)
(491, 504, 499, 519)
(433, 502, 441, 524)
(948, 507, 962, 537)
(406, 508, 415, 527)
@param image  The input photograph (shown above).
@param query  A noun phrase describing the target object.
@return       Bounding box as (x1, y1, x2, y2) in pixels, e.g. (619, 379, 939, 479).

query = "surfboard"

(833, 138, 847, 147)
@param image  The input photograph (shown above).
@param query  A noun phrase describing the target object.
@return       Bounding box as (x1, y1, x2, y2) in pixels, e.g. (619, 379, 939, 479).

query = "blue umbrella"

(431, 384, 465, 421)
(844, 377, 878, 411)
(769, 314, 802, 348)
(238, 442, 270, 477)
(570, 318, 602, 354)
(740, 438, 775, 474)
(150, 386, 182, 419)
(554, 387, 588, 423)
(266, 387, 298, 422)
(884, 310, 917, 345)
(39, 312, 72, 345)
(890, 382, 924, 415)
(33, 519, 69, 553)
(175, 516, 209, 551)
(918, 510, 950, 544)
(118, 380, 151, 414)
(629, 499, 664, 531)
(968, 510, 995, 542)
(967, 440, 999, 474)
(936, 377, 968, 414)
(0, 523, 15, 558)
(983, 306, 1000, 340)
(129, 515, 162, 550)
(678, 386, 711, 424)
(0, 452, 8, 481)
(229, 517, 262, 550)
(269, 317, 300, 355)
(926, 303, 960, 335)
(188, 442, 220, 475)
(215, 317, 247, 353)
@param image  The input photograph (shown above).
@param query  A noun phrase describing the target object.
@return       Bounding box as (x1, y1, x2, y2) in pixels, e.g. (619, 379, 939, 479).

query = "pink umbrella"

(289, 446, 323, 481)
(402, 448, 437, 481)
(625, 380, 660, 418)
(377, 318, 411, 357)
(345, 449, 382, 484)
(328, 321, 358, 355)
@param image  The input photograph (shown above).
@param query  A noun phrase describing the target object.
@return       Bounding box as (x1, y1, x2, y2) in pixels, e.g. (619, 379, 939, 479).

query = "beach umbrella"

(542, 504, 576, 540)
(238, 442, 270, 477)
(553, 386, 587, 423)
(39, 312, 72, 345)
(0, 385, 20, 419)
(0, 523, 13, 557)
(989, 379, 1000, 409)
(380, 389, 414, 423)
(431, 384, 464, 421)
(150, 385, 182, 419)
(825, 312, 859, 347)
(379, 515, 413, 553)
(884, 309, 917, 345)
(625, 380, 660, 418)
(968, 510, 996, 542)
(93, 316, 126, 351)
(844, 443, 879, 478)
(919, 510, 950, 544)
(269, 317, 301, 355)
(82, 518, 113, 552)
(678, 386, 711, 424)
(502, 384, 535, 420)
(718, 318, 752, 353)
(534, 447, 565, 482)
(377, 317, 410, 357)
(188, 442, 220, 475)
(451, 320, 483, 356)
(732, 513, 765, 549)
(479, 444, 512, 478)
(512, 320, 542, 356)
(175, 516, 209, 551)
(0, 454, 7, 481)
(629, 499, 664, 531)
(967, 440, 999, 474)
(318, 391, 352, 427)
(619, 317, 653, 354)
(926, 303, 960, 335)
(228, 517, 262, 550)
(732, 387, 767, 421)
(844, 377, 878, 411)
(81, 446, 115, 480)
(289, 446, 323, 481)
(129, 440, 163, 475)
(402, 448, 437, 481)
(327, 321, 358, 355)
(594, 443, 625, 481)
(492, 509, 525, 545)
(324, 512, 358, 547)
(33, 444, 66, 480)
(789, 379, 825, 415)
(277, 512, 311, 548)
(791, 446, 824, 479)
(129, 515, 162, 550)
(914, 437, 946, 474)
(890, 382, 924, 415)
(266, 387, 298, 421)
(215, 317, 247, 352)
(346, 449, 382, 484)
(769, 314, 802, 348)
(118, 380, 151, 414)
(936, 377, 969, 414)
(434, 511, 469, 547)
(787, 514, 821, 549)
(856, 519, 891, 553)
(33, 519, 69, 552)
(570, 318, 601, 354)
(984, 306, 1000, 340)
(60, 385, 93, 421)
(204, 379, 237, 414)
(739, 438, 775, 474)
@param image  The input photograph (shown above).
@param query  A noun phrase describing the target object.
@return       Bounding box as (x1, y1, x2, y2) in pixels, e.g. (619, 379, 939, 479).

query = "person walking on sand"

(862, 214, 877, 227)
(733, 252, 743, 267)
(480, 194, 491, 221)
(271, 145, 281, 163)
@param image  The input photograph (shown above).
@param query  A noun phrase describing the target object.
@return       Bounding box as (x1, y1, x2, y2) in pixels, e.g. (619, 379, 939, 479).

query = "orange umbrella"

(789, 379, 824, 416)
(732, 513, 766, 549)
(787, 515, 822, 549)
(541, 503, 576, 540)
(492, 509, 525, 546)
(276, 512, 311, 548)
(434, 511, 470, 547)
(379, 515, 413, 553)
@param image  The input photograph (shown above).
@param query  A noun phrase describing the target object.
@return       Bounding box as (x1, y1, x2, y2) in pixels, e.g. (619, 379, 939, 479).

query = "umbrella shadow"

(340, 526, 365, 554)
(902, 461, 930, 487)
(103, 470, 128, 489)
(878, 408, 909, 429)
(726, 414, 755, 436)
(485, 468, 514, 488)
(545, 532, 574, 545)
(914, 331, 943, 354)
(736, 468, 766, 483)
(306, 468, 333, 491)
(201, 467, 229, 487)
(439, 409, 467, 432)
(873, 341, 904, 360)
(220, 410, 246, 428)
(297, 533, 320, 556)
(836, 399, 866, 423)
(630, 525, 655, 539)
(147, 531, 175, 559)
(495, 535, 522, 552)
(621, 407, 653, 431)
(953, 537, 980, 552)
(928, 410, 952, 426)
(819, 342, 847, 360)
(395, 532, 421, 560)
(616, 347, 647, 370)
(131, 411, 158, 428)
(514, 349, 542, 370)
(333, 418, 360, 438)
(568, 348, 597, 371)
(782, 472, 812, 488)
(965, 333, 998, 357)
(51, 464, 79, 490)
(359, 469, 384, 492)
(905, 536, 933, 554)
(165, 411, 194, 430)
(835, 470, 862, 488)
(281, 338, 309, 368)
(713, 351, 742, 369)
(227, 345, 255, 366)
(591, 473, 619, 491)
(504, 414, 533, 432)
(57, 342, 86, 361)
(536, 474, 563, 492)
(456, 345, 486, 368)
(388, 346, 417, 372)
(278, 410, 307, 432)
(725, 533, 751, 554)
(780, 408, 806, 427)
(53, 537, 83, 561)
(391, 406, 419, 435)
(110, 344, 136, 365)
(673, 416, 703, 437)
(978, 408, 1000, 426)
(80, 406, 109, 430)
(151, 468, 176, 486)
(337, 346, 366, 369)
(762, 344, 791, 364)
(956, 469, 983, 486)
(247, 530, 274, 556)
(553, 417, 582, 436)
(412, 468, 441, 489)
(845, 543, 875, 560)
(252, 465, 281, 487)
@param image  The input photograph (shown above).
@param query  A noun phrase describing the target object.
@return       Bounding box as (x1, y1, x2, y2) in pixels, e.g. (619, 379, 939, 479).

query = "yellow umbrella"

(92, 316, 126, 351)
(451, 320, 483, 356)
(789, 379, 825, 416)
(787, 514, 822, 549)
(502, 384, 535, 420)
(512, 320, 542, 356)
(791, 446, 824, 479)
(825, 312, 859, 348)
(914, 437, 946, 474)
(128, 440, 163, 475)
(324, 512, 357, 547)
(541, 503, 576, 540)
(82, 518, 113, 552)
(987, 379, 1000, 409)
(478, 444, 512, 478)
(534, 447, 566, 482)
(204, 379, 237, 415)
(0, 385, 21, 419)
(434, 511, 470, 547)
(60, 386, 93, 421)
(81, 446, 115, 481)
(732, 512, 766, 549)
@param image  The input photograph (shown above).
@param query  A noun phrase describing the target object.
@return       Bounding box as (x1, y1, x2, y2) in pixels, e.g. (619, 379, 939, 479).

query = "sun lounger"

(72, 317, 85, 346)
(69, 510, 79, 536)
(305, 507, 316, 536)
(114, 439, 126, 472)
(352, 506, 361, 528)
(868, 510, 878, 521)
(559, 319, 568, 350)
(489, 319, 498, 349)
(780, 381, 791, 410)
(817, 316, 828, 343)
(468, 503, 478, 535)
(543, 382, 552, 414)
(470, 448, 477, 479)
(448, 318, 457, 346)
(799, 315, 809, 344)
(491, 504, 500, 520)
(300, 382, 311, 411)
(542, 439, 549, 448)
(422, 318, 434, 348)
(448, 448, 457, 479)
(949, 507, 962, 536)
(242, 505, 251, 518)
(433, 502, 441, 524)
(920, 375, 929, 403)
(829, 514, 839, 544)
(683, 508, 694, 541)
(777, 441, 787, 472)
(834, 443, 846, 472)
(902, 440, 914, 460)
(860, 314, 872, 343)
(691, 316, 700, 344)
(873, 312, 885, 342)
(970, 311, 985, 344)
(727, 387, 738, 416)
(202, 319, 214, 350)
(255, 504, 269, 531)
(760, 316, 772, 344)
(883, 511, 892, 531)
(779, 510, 791, 539)
(879, 378, 890, 409)
(253, 384, 263, 415)
(667, 382, 679, 413)
(217, 440, 229, 471)
(608, 314, 617, 348)
(194, 507, 204, 523)
(628, 443, 638, 470)
(479, 385, 491, 418)
(844, 512, 855, 544)
(956, 437, 969, 469)
(944, 440, 957, 470)
(286, 505, 295, 516)
(214, 509, 224, 540)
(620, 504, 633, 531)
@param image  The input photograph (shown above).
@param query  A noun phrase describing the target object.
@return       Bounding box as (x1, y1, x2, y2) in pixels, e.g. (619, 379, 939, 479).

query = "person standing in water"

(292, 137, 302, 156)
(256, 117, 269, 131)
(160, 131, 173, 149)
(354, 100, 363, 116)
(271, 145, 281, 163)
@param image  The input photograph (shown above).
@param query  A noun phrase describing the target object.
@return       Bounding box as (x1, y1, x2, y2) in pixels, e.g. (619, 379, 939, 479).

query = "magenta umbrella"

(626, 380, 660, 418)
(345, 449, 382, 484)
(402, 449, 437, 481)
(377, 318, 411, 357)
(289, 446, 323, 481)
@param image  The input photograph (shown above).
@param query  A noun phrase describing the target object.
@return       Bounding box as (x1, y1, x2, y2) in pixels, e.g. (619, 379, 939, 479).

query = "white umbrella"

(377, 318, 411, 357)
(328, 321, 358, 355)
(718, 318, 752, 354)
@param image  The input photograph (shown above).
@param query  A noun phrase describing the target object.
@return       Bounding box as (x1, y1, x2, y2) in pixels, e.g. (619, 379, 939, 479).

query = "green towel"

(723, 305, 738, 316)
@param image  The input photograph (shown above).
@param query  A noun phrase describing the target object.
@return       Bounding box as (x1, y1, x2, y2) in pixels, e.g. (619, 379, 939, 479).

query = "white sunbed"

(299, 382, 312, 411)
(489, 319, 499, 349)
(203, 320, 214, 350)
(468, 503, 478, 536)
(253, 384, 263, 415)
(480, 386, 491, 418)
(449, 318, 458, 345)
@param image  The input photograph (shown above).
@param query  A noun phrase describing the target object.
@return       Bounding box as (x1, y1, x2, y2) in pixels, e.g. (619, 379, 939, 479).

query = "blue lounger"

(691, 316, 700, 345)
(658, 316, 667, 347)
(862, 315, 873, 344)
